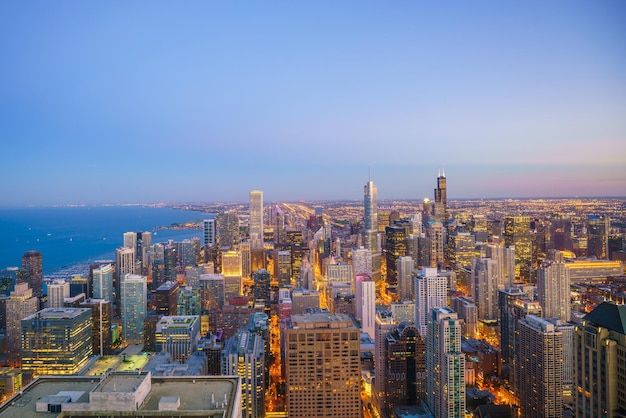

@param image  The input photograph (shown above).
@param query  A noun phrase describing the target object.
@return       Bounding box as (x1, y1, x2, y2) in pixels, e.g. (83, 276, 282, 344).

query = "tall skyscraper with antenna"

(433, 169, 447, 225)
(249, 190, 264, 249)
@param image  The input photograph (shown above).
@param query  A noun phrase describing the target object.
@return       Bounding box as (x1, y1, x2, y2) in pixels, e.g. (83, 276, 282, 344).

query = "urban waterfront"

(0, 205, 208, 272)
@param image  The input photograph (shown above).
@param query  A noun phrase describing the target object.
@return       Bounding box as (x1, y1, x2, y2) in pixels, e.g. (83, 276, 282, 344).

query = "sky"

(1, 1, 625, 205)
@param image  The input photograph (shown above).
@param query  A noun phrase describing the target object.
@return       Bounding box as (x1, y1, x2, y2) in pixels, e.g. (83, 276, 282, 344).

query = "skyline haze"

(1, 1, 625, 205)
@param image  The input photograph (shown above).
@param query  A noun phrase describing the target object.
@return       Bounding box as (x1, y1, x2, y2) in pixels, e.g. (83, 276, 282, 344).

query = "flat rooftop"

(0, 374, 240, 418)
(23, 308, 91, 321)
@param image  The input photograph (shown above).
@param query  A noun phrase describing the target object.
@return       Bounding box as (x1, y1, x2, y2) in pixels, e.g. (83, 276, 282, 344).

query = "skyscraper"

(364, 180, 378, 232)
(385, 224, 407, 285)
(221, 329, 265, 418)
(574, 302, 626, 417)
(587, 214, 609, 259)
(47, 279, 70, 308)
(6, 282, 38, 367)
(92, 263, 114, 302)
(115, 246, 136, 304)
(199, 274, 225, 310)
(21, 250, 43, 296)
(356, 275, 375, 338)
(503, 216, 532, 282)
(382, 322, 426, 415)
(21, 308, 92, 377)
(155, 315, 200, 363)
(249, 190, 264, 249)
(516, 315, 563, 418)
(433, 170, 448, 225)
(364, 180, 382, 281)
(413, 267, 448, 336)
(80, 298, 112, 356)
(121, 274, 147, 345)
(471, 257, 499, 321)
(284, 313, 361, 417)
(427, 307, 465, 418)
(537, 259, 570, 322)
(203, 218, 217, 248)
(396, 255, 415, 301)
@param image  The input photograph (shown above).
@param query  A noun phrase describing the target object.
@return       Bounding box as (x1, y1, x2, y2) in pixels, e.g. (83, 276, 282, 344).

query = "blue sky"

(1, 1, 625, 205)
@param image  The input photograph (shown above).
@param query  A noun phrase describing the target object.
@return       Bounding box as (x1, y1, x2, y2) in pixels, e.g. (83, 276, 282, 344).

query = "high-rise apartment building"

(397, 256, 415, 301)
(21, 308, 92, 376)
(47, 279, 70, 308)
(6, 282, 39, 367)
(115, 246, 136, 302)
(284, 313, 361, 417)
(516, 315, 563, 418)
(21, 250, 43, 296)
(221, 329, 265, 418)
(249, 190, 264, 249)
(471, 257, 499, 321)
(537, 259, 570, 322)
(355, 276, 375, 338)
(503, 216, 532, 281)
(575, 302, 626, 417)
(427, 307, 465, 418)
(426, 221, 445, 267)
(414, 267, 448, 336)
(121, 274, 147, 345)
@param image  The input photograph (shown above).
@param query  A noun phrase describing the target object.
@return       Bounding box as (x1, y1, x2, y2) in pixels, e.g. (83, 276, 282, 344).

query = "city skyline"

(1, 1, 625, 205)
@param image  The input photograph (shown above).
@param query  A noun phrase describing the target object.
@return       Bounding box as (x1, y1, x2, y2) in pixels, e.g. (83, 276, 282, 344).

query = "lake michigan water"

(0, 206, 210, 272)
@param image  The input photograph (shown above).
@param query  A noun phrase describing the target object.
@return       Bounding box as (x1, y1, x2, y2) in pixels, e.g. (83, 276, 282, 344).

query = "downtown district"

(1, 173, 626, 418)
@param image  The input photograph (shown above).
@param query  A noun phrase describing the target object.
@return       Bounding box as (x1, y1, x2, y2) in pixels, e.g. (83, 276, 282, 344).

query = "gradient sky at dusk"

(1, 1, 625, 205)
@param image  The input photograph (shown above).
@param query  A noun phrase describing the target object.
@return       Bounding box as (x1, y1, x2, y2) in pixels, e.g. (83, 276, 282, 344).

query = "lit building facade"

(537, 260, 570, 322)
(284, 313, 361, 418)
(516, 315, 563, 418)
(21, 308, 92, 376)
(92, 263, 114, 302)
(427, 307, 465, 418)
(221, 329, 265, 418)
(503, 215, 532, 282)
(574, 302, 626, 417)
(413, 267, 448, 336)
(21, 250, 43, 296)
(249, 190, 264, 249)
(121, 274, 147, 345)
(6, 282, 39, 367)
(155, 315, 200, 363)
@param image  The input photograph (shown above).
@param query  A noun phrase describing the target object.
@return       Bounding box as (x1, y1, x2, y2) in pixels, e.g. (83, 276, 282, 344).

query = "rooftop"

(584, 302, 626, 334)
